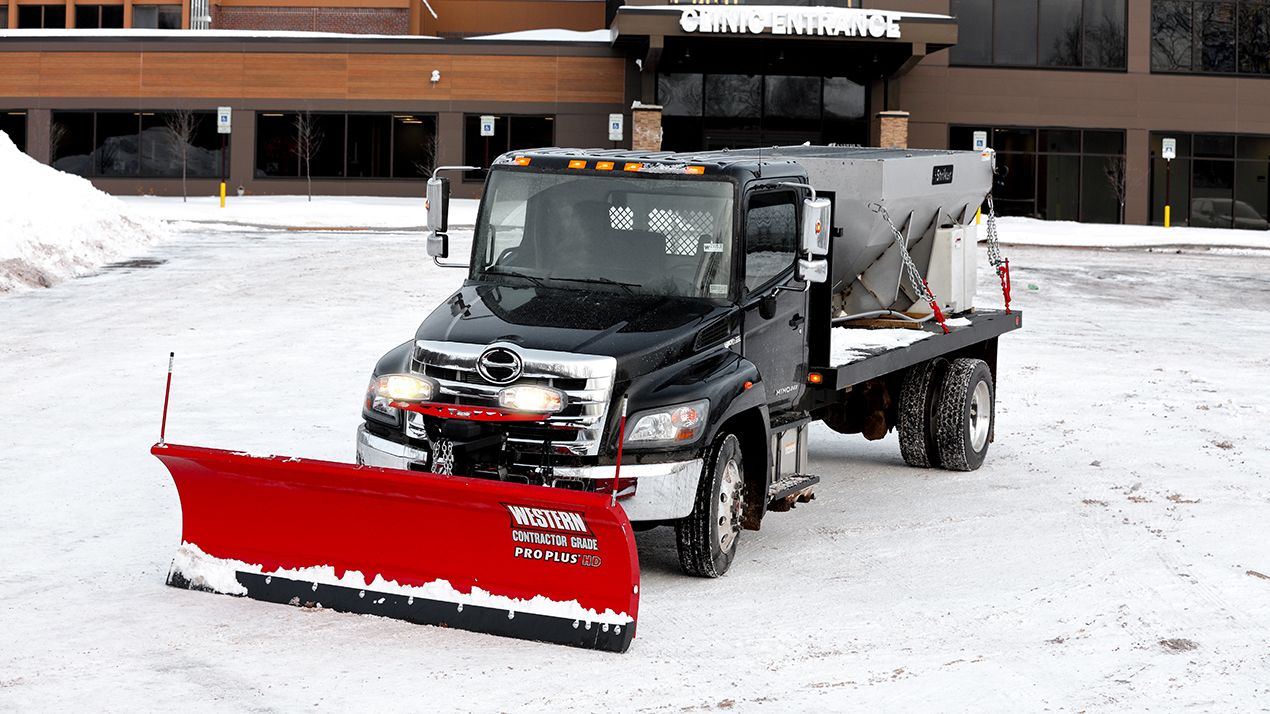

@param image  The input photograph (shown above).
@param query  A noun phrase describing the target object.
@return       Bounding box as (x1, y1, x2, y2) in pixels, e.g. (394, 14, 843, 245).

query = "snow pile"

(170, 543, 633, 625)
(0, 132, 167, 293)
(992, 215, 1270, 250)
(830, 326, 932, 365)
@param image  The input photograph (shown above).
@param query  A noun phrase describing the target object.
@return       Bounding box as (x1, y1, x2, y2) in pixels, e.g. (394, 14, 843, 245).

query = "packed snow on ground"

(119, 194, 481, 230)
(0, 217, 1267, 711)
(993, 215, 1270, 249)
(0, 133, 166, 293)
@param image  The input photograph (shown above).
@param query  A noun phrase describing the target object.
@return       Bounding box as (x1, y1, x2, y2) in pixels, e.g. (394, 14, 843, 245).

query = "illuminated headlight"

(498, 385, 566, 414)
(366, 373, 437, 420)
(625, 400, 709, 446)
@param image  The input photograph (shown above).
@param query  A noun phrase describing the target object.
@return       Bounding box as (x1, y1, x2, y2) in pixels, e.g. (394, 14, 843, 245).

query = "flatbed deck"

(815, 309, 1023, 391)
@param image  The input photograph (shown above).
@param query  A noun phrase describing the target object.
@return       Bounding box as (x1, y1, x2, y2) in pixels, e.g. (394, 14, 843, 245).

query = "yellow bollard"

(976, 207, 981, 225)
(220, 182, 226, 209)
(1164, 204, 1170, 228)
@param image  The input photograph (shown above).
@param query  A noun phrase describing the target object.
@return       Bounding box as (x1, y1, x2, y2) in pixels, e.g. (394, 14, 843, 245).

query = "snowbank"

(992, 215, 1270, 250)
(119, 194, 481, 229)
(0, 132, 167, 293)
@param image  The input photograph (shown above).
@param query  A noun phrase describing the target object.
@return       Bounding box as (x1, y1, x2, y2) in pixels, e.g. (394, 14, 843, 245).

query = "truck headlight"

(369, 373, 438, 412)
(625, 400, 709, 447)
(498, 385, 566, 414)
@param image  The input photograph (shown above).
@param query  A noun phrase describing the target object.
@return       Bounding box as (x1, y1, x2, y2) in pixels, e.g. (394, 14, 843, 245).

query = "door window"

(743, 191, 798, 292)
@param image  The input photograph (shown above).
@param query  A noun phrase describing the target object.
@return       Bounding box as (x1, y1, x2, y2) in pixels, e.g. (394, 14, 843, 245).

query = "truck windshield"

(472, 168, 735, 299)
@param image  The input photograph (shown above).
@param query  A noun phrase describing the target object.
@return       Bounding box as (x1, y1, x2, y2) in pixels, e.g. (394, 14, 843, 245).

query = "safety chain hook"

(984, 194, 1012, 314)
(868, 202, 950, 334)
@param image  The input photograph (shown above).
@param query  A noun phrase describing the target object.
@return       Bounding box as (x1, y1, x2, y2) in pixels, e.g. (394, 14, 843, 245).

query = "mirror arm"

(433, 255, 467, 269)
(775, 181, 816, 201)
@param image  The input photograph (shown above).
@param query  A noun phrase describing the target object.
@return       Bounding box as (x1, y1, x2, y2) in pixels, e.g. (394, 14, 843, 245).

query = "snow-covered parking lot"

(1, 216, 1268, 711)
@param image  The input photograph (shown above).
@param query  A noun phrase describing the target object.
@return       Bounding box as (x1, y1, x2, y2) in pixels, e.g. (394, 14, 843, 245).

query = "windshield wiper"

(483, 266, 546, 287)
(549, 276, 638, 294)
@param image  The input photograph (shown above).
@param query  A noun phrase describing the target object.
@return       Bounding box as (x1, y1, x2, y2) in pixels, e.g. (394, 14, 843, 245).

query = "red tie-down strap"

(922, 279, 950, 334)
(997, 259, 1012, 315)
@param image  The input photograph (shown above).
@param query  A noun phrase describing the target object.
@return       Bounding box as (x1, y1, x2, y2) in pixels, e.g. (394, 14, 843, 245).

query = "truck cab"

(356, 147, 1019, 578)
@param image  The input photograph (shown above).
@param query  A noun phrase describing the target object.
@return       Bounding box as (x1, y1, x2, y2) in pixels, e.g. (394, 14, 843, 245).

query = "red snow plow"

(155, 443, 641, 652)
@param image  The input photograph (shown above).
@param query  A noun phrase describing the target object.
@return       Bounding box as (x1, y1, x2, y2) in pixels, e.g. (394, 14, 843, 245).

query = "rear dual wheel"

(899, 357, 994, 472)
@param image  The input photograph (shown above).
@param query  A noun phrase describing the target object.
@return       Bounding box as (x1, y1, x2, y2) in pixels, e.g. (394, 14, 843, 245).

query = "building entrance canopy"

(613, 2, 957, 79)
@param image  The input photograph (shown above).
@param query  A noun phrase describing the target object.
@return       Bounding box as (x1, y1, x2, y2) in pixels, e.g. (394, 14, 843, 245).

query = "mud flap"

(154, 443, 640, 652)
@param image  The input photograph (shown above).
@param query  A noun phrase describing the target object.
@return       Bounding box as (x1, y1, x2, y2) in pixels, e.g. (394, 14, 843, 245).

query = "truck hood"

(415, 283, 731, 380)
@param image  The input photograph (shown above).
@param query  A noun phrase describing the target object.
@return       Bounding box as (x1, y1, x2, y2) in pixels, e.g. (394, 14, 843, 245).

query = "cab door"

(739, 189, 808, 411)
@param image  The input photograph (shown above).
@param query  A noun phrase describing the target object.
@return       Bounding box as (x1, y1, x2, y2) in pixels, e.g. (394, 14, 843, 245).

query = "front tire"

(934, 358, 995, 471)
(675, 433, 745, 578)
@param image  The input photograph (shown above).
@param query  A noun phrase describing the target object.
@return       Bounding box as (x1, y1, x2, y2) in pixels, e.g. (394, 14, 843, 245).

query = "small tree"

(164, 108, 200, 203)
(293, 111, 323, 202)
(1104, 156, 1127, 224)
(49, 121, 67, 164)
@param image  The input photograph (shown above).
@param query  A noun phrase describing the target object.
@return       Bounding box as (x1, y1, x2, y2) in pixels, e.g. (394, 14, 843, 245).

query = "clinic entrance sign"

(678, 6, 902, 39)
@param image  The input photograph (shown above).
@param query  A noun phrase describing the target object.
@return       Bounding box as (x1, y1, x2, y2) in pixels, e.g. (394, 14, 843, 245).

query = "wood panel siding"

(1, 49, 624, 104)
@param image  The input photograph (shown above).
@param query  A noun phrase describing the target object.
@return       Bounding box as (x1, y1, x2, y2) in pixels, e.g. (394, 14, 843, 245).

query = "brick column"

(876, 110, 910, 149)
(631, 102, 662, 152)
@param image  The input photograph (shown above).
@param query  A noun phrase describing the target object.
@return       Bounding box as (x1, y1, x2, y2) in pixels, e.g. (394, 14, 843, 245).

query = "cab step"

(767, 474, 819, 512)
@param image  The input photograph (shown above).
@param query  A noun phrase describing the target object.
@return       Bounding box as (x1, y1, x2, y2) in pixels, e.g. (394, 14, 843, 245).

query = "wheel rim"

(969, 380, 991, 452)
(715, 457, 743, 552)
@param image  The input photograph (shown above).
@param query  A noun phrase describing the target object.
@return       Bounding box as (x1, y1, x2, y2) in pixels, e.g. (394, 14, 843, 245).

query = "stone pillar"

(28, 109, 51, 164)
(631, 102, 662, 152)
(876, 110, 910, 149)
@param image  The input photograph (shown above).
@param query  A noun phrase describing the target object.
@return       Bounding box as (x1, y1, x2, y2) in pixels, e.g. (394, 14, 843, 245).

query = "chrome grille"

(412, 340, 617, 457)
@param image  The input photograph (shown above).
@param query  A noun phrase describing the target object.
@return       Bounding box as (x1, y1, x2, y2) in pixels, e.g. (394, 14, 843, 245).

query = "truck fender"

(373, 341, 414, 376)
(705, 358, 771, 531)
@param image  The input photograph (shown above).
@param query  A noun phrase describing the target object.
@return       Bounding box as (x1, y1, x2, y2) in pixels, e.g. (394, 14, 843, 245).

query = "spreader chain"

(984, 194, 1012, 314)
(869, 202, 950, 335)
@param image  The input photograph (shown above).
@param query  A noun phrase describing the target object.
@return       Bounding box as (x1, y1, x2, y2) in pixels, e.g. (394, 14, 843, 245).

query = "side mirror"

(426, 176, 450, 233)
(798, 258, 828, 284)
(758, 293, 778, 320)
(801, 197, 831, 256)
(426, 231, 449, 258)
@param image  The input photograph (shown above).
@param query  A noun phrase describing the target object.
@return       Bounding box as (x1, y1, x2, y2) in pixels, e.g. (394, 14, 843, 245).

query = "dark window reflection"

(1083, 0, 1127, 68)
(705, 75, 761, 119)
(659, 74, 703, 117)
(463, 115, 553, 181)
(1152, 0, 1193, 71)
(950, 0, 993, 65)
(0, 112, 26, 153)
(1239, 3, 1270, 74)
(1039, 0, 1083, 67)
(1150, 131, 1270, 229)
(1198, 2, 1237, 73)
(993, 0, 1038, 65)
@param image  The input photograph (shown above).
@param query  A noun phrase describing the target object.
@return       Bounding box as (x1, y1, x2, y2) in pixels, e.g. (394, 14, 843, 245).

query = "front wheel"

(675, 433, 745, 578)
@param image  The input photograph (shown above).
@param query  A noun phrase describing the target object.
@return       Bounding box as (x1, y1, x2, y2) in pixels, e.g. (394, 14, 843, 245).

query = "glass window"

(743, 191, 797, 291)
(158, 4, 182, 28)
(1238, 134, 1270, 160)
(950, 0, 993, 65)
(463, 115, 552, 182)
(823, 77, 865, 119)
(1234, 160, 1270, 228)
(1083, 0, 1127, 68)
(0, 7, 7, 28)
(1152, 0, 1193, 71)
(1194, 133, 1235, 158)
(1240, 2, 1270, 74)
(473, 170, 735, 299)
(392, 115, 437, 179)
(1037, 155, 1080, 220)
(1039, 0, 1083, 67)
(1039, 129, 1080, 153)
(1191, 158, 1236, 227)
(993, 0, 1038, 65)
(1081, 155, 1123, 222)
(993, 127, 1036, 154)
(1197, 1, 1237, 73)
(658, 74, 703, 117)
(133, 5, 157, 27)
(1084, 130, 1125, 154)
(705, 75, 761, 119)
(102, 4, 123, 27)
(346, 114, 391, 179)
(255, 113, 298, 177)
(0, 112, 25, 153)
(95, 112, 140, 176)
(764, 76, 820, 120)
(19, 4, 66, 28)
(50, 112, 94, 175)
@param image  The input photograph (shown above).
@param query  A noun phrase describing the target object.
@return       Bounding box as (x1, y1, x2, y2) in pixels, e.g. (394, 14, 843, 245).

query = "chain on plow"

(868, 202, 950, 334)
(984, 194, 1012, 314)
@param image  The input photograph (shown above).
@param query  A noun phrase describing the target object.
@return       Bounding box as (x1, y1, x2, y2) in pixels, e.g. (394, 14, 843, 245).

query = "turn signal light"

(807, 372, 824, 385)
(568, 159, 587, 169)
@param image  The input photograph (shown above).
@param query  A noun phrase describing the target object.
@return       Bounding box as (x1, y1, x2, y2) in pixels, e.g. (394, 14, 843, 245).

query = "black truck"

(356, 145, 1021, 578)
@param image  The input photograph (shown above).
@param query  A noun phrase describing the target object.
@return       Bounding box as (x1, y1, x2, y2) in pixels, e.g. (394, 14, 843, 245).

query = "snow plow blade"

(154, 443, 640, 653)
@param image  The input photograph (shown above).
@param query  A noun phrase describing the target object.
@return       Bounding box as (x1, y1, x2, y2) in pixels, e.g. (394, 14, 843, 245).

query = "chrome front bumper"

(355, 425, 702, 522)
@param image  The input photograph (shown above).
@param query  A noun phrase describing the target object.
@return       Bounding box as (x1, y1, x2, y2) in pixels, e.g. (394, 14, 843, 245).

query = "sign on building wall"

(480, 115, 496, 137)
(973, 131, 988, 151)
(608, 113, 624, 142)
(1161, 137, 1177, 160)
(678, 6, 902, 39)
(217, 107, 232, 134)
